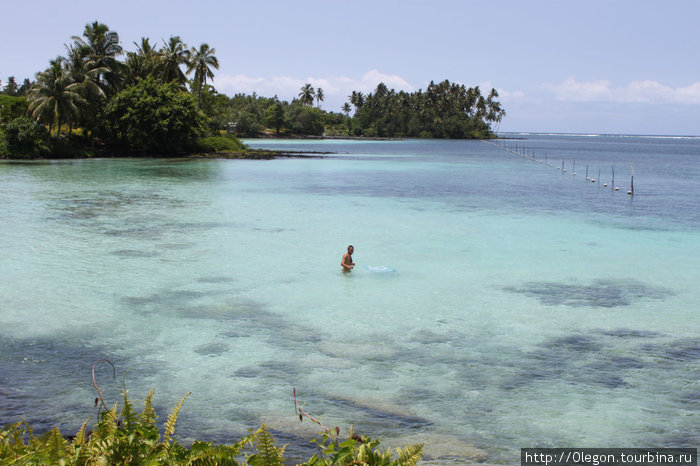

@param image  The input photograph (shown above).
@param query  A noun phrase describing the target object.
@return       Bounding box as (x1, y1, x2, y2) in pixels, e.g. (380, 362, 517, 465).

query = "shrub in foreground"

(1, 378, 424, 465)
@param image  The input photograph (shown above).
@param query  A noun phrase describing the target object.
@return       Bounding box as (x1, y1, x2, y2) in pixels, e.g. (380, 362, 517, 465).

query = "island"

(0, 21, 505, 160)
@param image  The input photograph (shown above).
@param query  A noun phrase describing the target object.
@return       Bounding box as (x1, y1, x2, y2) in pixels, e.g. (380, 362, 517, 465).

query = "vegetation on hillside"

(0, 20, 505, 159)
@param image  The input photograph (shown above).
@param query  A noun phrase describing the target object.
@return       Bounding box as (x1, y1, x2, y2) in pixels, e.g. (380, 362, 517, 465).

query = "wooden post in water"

(586, 165, 589, 180)
(628, 175, 634, 195)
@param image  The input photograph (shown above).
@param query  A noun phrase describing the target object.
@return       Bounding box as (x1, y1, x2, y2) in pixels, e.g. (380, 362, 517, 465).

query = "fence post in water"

(586, 165, 589, 180)
(628, 175, 634, 195)
(573, 159, 576, 175)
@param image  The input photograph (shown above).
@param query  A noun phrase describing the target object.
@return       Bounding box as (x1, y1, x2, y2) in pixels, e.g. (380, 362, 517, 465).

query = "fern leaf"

(247, 424, 285, 466)
(46, 426, 68, 461)
(139, 387, 157, 427)
(394, 443, 424, 465)
(71, 419, 90, 449)
(164, 392, 190, 445)
(121, 388, 136, 430)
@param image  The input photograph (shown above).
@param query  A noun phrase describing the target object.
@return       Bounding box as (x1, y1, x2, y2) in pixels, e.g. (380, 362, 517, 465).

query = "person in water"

(341, 245, 355, 272)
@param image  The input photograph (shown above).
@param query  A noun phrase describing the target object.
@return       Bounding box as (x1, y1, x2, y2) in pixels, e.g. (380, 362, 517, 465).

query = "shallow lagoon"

(1, 135, 698, 463)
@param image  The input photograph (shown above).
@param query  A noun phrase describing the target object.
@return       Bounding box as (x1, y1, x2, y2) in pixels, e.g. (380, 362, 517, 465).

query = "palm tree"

(349, 91, 364, 110)
(70, 21, 123, 95)
(342, 102, 351, 117)
(27, 58, 86, 140)
(485, 88, 506, 127)
(315, 87, 325, 108)
(158, 36, 190, 87)
(187, 43, 219, 108)
(64, 43, 107, 133)
(124, 37, 159, 84)
(298, 83, 315, 106)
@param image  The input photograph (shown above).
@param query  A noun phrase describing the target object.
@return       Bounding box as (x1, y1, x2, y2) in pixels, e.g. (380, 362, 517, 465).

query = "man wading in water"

(341, 245, 355, 272)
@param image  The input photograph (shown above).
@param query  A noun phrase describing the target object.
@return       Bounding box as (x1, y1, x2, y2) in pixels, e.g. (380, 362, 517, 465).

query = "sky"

(1, 0, 699, 135)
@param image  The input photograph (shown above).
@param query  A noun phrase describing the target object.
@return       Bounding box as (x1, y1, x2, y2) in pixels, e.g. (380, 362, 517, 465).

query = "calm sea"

(1, 134, 698, 463)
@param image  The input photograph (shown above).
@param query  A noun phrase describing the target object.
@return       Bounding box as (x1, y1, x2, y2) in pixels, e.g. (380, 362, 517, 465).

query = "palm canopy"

(315, 87, 324, 107)
(28, 58, 86, 138)
(298, 83, 315, 106)
(187, 43, 219, 87)
(158, 36, 191, 87)
(124, 37, 160, 84)
(187, 43, 219, 107)
(70, 21, 123, 94)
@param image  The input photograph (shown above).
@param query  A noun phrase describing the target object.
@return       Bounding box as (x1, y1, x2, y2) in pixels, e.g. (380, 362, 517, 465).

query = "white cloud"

(544, 77, 700, 104)
(212, 69, 414, 105)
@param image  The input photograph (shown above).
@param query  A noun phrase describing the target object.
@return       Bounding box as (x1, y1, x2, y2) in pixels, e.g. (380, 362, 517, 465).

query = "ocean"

(1, 134, 698, 463)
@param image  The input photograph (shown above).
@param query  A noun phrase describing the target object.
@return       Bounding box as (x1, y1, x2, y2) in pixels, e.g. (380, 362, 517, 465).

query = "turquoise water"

(1, 135, 698, 463)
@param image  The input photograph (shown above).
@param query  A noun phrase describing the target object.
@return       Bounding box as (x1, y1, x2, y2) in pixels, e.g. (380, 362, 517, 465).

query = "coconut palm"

(298, 83, 315, 106)
(485, 88, 506, 126)
(342, 102, 351, 117)
(27, 58, 86, 139)
(187, 43, 219, 108)
(124, 37, 159, 84)
(349, 91, 364, 110)
(158, 36, 190, 87)
(70, 21, 123, 95)
(64, 44, 107, 133)
(315, 87, 325, 108)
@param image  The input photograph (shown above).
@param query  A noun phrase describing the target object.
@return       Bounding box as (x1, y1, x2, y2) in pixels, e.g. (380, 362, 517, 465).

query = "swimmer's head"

(348, 245, 354, 253)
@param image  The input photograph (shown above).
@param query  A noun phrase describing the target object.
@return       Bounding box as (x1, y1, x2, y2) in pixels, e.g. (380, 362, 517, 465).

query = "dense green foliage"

(349, 80, 504, 138)
(0, 127, 8, 157)
(1, 20, 505, 159)
(0, 95, 28, 120)
(99, 77, 206, 153)
(198, 133, 248, 152)
(1, 116, 49, 157)
(0, 21, 238, 158)
(0, 388, 423, 465)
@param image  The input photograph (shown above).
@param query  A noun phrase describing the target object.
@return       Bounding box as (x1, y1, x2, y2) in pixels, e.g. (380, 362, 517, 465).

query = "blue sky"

(2, 0, 699, 135)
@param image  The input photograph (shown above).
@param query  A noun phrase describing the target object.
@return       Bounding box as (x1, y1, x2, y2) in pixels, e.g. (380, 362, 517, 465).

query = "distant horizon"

(496, 131, 700, 138)
(2, 0, 698, 136)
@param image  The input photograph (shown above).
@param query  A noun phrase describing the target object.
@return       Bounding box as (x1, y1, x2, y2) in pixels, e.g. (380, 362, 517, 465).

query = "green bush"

(234, 110, 263, 137)
(1, 116, 49, 158)
(0, 95, 27, 121)
(98, 77, 207, 154)
(198, 134, 247, 152)
(0, 128, 8, 157)
(286, 105, 325, 136)
(363, 127, 378, 138)
(50, 135, 95, 158)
